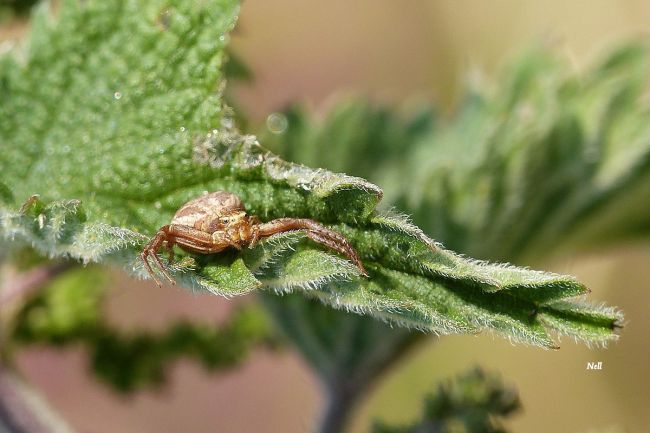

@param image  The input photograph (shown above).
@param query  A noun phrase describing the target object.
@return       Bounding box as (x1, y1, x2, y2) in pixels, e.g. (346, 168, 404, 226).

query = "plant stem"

(0, 262, 78, 432)
(317, 384, 359, 433)
(0, 364, 75, 433)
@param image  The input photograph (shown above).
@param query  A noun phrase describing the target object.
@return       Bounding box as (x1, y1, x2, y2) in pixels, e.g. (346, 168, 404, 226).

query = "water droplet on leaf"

(266, 113, 288, 134)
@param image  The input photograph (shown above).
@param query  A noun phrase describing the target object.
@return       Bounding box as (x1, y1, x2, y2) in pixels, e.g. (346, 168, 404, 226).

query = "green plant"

(1, 1, 647, 433)
(372, 368, 520, 433)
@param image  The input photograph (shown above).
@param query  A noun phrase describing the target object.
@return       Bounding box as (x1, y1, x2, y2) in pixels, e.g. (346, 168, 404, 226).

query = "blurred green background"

(3, 1, 650, 432)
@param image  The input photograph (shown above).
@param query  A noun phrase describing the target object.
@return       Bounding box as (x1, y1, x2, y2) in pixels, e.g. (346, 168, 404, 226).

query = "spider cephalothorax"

(141, 191, 367, 285)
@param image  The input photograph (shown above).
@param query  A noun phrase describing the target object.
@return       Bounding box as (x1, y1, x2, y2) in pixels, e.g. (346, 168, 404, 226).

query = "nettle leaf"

(372, 368, 520, 433)
(259, 101, 435, 184)
(387, 43, 650, 260)
(0, 0, 621, 348)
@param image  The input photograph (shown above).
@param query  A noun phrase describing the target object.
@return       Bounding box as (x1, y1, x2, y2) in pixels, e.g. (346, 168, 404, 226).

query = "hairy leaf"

(266, 46, 650, 260)
(241, 46, 644, 432)
(372, 368, 520, 433)
(388, 44, 650, 260)
(0, 0, 621, 348)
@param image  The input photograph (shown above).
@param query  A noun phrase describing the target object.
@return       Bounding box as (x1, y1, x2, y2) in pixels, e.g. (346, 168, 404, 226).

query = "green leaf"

(0, 0, 621, 348)
(260, 101, 435, 185)
(10, 266, 276, 392)
(372, 368, 520, 433)
(0, 0, 39, 18)
(260, 292, 419, 390)
(247, 46, 643, 433)
(538, 300, 624, 347)
(256, 46, 650, 259)
(0, 182, 13, 205)
(384, 43, 650, 260)
(10, 266, 108, 343)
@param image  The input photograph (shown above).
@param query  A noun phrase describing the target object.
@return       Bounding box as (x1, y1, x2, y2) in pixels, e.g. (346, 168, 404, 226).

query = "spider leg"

(166, 224, 228, 253)
(304, 231, 368, 276)
(149, 247, 175, 284)
(248, 226, 260, 248)
(140, 250, 161, 287)
(256, 218, 368, 276)
(141, 223, 260, 287)
(165, 239, 175, 263)
(141, 227, 175, 286)
(229, 235, 243, 250)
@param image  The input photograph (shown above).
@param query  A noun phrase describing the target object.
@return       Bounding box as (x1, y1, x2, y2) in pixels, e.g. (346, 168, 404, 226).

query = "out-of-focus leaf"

(387, 43, 650, 261)
(0, 1, 621, 348)
(260, 101, 435, 184)
(9, 266, 276, 392)
(372, 368, 520, 433)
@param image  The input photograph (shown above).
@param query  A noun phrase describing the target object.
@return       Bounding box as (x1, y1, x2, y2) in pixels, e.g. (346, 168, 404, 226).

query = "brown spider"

(141, 191, 367, 286)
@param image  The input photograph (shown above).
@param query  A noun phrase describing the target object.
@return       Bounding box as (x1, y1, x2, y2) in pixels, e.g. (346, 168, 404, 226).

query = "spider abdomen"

(171, 191, 246, 233)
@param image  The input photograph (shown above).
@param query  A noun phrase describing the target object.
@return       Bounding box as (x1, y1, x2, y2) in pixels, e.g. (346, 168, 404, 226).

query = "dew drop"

(266, 112, 288, 134)
(180, 126, 186, 132)
(113, 91, 122, 100)
(219, 35, 226, 42)
(154, 201, 162, 209)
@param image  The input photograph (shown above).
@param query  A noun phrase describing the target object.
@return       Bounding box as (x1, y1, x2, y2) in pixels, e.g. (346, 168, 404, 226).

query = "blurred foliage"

(0, 0, 38, 19)
(263, 44, 650, 263)
(225, 49, 254, 131)
(260, 101, 435, 183)
(260, 291, 420, 390)
(254, 43, 650, 433)
(392, 44, 650, 262)
(371, 368, 520, 433)
(8, 266, 276, 392)
(5, 246, 51, 271)
(225, 49, 252, 83)
(0, 0, 617, 349)
(0, 2, 646, 433)
(11, 267, 108, 343)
